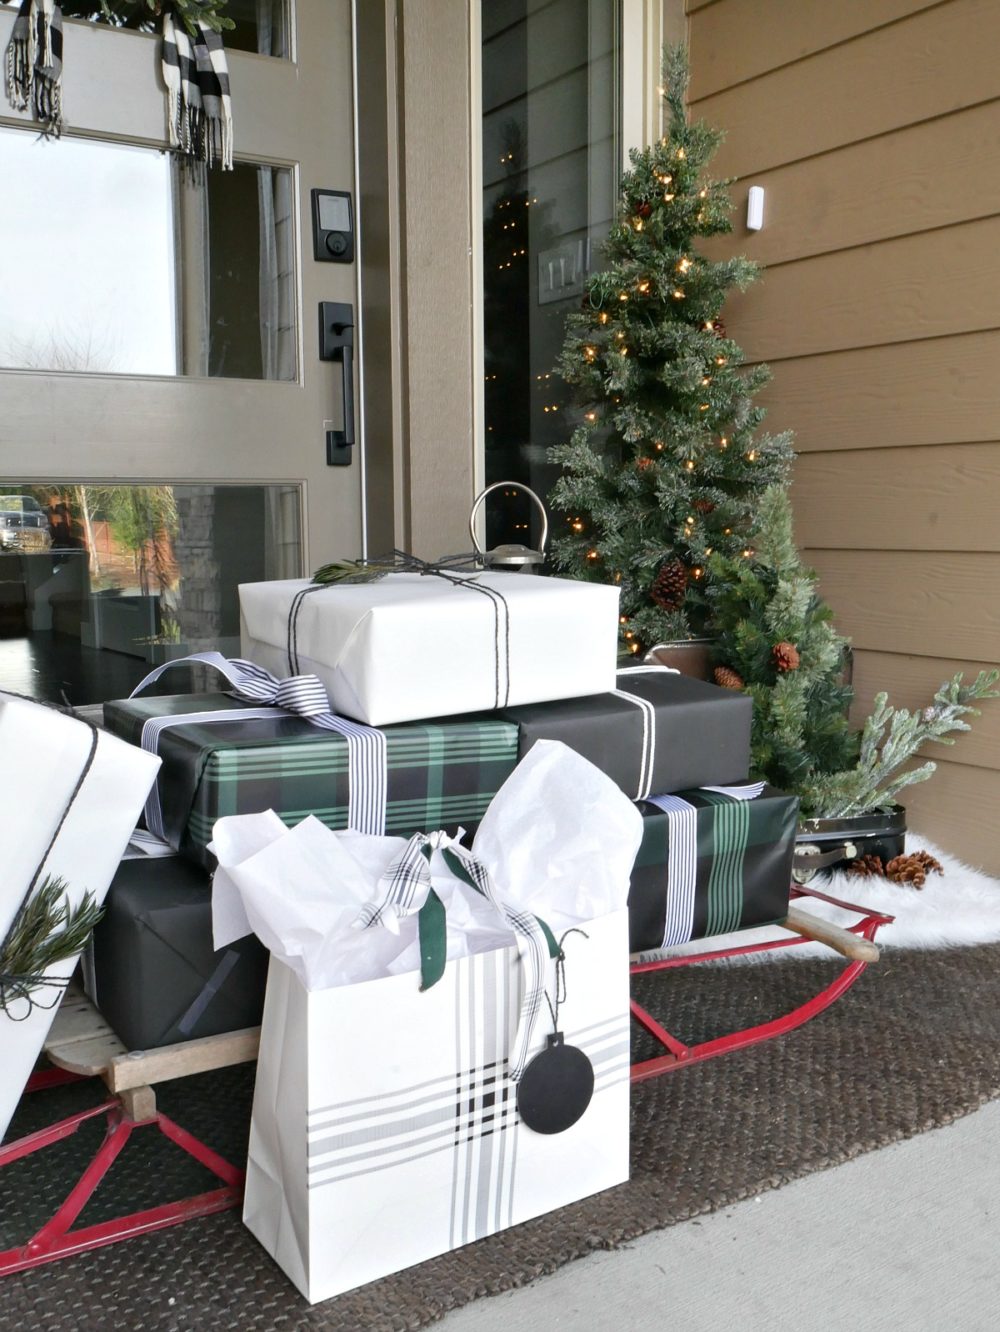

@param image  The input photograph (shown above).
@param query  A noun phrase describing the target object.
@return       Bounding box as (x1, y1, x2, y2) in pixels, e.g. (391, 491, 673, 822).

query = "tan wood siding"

(755, 334, 1000, 455)
(899, 759, 1000, 872)
(694, 0, 1000, 178)
(849, 650, 1000, 771)
(703, 101, 1000, 270)
(689, 0, 1000, 870)
(792, 445, 1000, 553)
(809, 551, 1000, 661)
(726, 215, 1000, 364)
(688, 0, 940, 102)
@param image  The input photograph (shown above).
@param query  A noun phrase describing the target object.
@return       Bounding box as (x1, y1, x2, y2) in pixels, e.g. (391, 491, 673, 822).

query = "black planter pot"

(793, 805, 906, 883)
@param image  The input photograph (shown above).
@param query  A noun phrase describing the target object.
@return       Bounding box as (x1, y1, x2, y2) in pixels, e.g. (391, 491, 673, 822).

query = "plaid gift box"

(628, 784, 799, 952)
(103, 692, 519, 870)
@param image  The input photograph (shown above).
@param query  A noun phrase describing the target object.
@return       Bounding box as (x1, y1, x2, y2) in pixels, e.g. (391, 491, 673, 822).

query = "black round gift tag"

(516, 1032, 594, 1134)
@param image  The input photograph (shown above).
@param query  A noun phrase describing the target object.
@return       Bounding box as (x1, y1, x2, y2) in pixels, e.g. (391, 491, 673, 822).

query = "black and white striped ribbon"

(357, 831, 551, 1082)
(646, 781, 766, 946)
(610, 665, 680, 800)
(129, 651, 387, 841)
(4, 0, 63, 134)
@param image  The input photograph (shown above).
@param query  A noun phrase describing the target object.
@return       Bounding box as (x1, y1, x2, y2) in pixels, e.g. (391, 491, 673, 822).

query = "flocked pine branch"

(804, 671, 1000, 818)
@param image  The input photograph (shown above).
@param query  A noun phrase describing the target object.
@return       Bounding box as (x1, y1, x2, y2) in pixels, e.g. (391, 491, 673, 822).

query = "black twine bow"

(293, 550, 513, 709)
(543, 927, 590, 1035)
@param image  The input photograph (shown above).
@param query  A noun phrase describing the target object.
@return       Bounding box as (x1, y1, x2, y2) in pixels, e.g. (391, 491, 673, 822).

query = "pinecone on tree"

(713, 665, 744, 690)
(886, 854, 929, 888)
(847, 854, 885, 878)
(650, 558, 688, 611)
(773, 641, 801, 672)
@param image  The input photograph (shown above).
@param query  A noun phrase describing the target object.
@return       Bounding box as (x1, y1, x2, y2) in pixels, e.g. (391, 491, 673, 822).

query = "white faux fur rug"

(643, 836, 1000, 963)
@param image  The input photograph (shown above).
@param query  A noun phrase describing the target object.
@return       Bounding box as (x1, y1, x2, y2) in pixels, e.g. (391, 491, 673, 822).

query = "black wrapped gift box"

(501, 669, 752, 802)
(628, 785, 799, 953)
(91, 855, 269, 1051)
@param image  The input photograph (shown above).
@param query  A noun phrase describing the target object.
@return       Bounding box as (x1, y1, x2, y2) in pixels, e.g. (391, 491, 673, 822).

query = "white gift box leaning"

(0, 692, 160, 1143)
(211, 741, 643, 1304)
(238, 570, 620, 725)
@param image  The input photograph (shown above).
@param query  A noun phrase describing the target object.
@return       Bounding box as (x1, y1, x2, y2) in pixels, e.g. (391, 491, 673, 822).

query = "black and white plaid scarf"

(4, 0, 62, 135)
(3, 1, 233, 172)
(162, 8, 233, 173)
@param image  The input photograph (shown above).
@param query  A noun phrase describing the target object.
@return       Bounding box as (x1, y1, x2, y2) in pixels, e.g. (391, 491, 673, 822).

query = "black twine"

(291, 550, 513, 708)
(543, 927, 590, 1035)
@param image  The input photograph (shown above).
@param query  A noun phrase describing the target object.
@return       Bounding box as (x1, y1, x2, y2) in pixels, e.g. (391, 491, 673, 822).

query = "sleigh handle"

(781, 907, 880, 963)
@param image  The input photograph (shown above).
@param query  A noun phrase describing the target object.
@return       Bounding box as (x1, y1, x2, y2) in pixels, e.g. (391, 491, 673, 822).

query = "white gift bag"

(212, 741, 642, 1302)
(0, 693, 161, 1142)
(238, 571, 620, 725)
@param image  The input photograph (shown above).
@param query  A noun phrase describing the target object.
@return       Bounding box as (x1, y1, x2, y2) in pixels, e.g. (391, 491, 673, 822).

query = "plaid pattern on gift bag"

(104, 693, 518, 870)
(628, 784, 799, 952)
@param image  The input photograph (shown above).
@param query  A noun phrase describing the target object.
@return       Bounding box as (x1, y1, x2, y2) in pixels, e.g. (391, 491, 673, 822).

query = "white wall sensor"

(747, 185, 764, 231)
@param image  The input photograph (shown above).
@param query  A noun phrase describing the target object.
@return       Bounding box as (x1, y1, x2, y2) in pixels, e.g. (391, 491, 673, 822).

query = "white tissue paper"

(209, 739, 643, 989)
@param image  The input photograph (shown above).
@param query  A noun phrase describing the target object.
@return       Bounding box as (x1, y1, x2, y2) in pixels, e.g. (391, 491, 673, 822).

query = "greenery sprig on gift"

(96, 0, 234, 36)
(0, 877, 104, 1020)
(805, 671, 1000, 819)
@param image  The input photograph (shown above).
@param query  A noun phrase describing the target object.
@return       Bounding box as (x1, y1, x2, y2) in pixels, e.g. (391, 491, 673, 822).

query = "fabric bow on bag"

(356, 831, 560, 1082)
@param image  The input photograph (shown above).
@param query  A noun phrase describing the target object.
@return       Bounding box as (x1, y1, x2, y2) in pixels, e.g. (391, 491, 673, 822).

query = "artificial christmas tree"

(548, 45, 793, 656)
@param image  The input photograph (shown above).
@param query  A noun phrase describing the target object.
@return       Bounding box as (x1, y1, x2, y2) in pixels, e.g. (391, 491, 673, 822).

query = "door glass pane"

(0, 125, 296, 380)
(481, 0, 619, 547)
(58, 0, 291, 57)
(0, 483, 301, 705)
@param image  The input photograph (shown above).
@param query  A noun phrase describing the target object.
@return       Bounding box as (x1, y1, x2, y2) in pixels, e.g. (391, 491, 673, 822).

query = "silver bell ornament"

(468, 481, 548, 572)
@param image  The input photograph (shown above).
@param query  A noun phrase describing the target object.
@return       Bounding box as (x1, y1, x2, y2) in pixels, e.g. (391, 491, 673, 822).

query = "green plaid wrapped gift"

(103, 693, 519, 870)
(628, 784, 799, 952)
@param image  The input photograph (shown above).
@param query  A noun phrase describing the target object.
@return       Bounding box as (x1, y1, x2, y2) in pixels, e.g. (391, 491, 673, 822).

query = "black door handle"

(318, 301, 354, 467)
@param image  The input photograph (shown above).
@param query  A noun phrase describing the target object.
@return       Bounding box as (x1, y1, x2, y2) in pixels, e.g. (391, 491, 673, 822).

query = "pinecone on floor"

(886, 853, 931, 888)
(713, 665, 744, 690)
(847, 854, 885, 878)
(650, 558, 688, 610)
(910, 849, 944, 877)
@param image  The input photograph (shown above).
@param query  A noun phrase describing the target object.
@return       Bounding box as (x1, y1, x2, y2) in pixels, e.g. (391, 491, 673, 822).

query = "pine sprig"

(0, 877, 104, 1019)
(97, 0, 235, 37)
(807, 671, 1000, 818)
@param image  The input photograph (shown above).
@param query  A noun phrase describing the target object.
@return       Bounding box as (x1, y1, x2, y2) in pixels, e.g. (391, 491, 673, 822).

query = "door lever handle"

(318, 301, 355, 466)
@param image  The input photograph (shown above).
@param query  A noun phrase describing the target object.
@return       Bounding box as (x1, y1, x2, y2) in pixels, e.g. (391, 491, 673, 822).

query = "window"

(480, 0, 620, 546)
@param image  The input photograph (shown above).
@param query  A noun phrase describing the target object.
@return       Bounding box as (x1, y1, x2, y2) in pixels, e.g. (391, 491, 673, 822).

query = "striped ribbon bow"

(356, 831, 559, 1082)
(129, 651, 387, 842)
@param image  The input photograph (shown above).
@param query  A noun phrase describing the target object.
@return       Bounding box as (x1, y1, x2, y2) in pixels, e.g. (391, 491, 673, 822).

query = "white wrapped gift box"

(238, 571, 620, 725)
(0, 693, 160, 1143)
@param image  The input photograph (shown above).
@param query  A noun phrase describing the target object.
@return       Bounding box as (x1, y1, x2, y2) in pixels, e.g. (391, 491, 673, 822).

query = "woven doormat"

(3, 944, 1000, 1331)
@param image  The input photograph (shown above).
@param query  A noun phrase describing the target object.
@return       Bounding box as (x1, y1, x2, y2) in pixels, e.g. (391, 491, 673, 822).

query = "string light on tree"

(548, 43, 793, 656)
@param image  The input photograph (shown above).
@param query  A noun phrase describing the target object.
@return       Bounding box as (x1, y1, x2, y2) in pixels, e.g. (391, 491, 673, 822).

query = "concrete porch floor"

(437, 1098, 1000, 1331)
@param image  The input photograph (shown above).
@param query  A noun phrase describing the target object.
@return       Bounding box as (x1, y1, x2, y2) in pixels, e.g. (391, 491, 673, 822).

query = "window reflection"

(0, 126, 295, 380)
(57, 0, 290, 58)
(481, 0, 619, 547)
(0, 483, 301, 705)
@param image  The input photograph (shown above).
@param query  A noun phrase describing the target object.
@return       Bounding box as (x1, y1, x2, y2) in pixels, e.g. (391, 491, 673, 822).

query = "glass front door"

(0, 1, 360, 703)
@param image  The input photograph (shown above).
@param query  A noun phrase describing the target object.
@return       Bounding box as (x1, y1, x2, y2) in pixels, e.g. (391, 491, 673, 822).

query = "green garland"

(97, 0, 234, 37)
(0, 876, 104, 1019)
